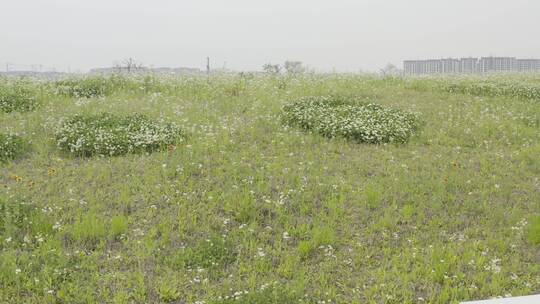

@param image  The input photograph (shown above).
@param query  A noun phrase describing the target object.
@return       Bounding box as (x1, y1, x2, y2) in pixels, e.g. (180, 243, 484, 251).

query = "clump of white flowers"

(281, 96, 421, 144)
(443, 79, 540, 100)
(0, 133, 27, 162)
(408, 76, 540, 101)
(0, 81, 39, 113)
(54, 76, 127, 98)
(55, 113, 184, 157)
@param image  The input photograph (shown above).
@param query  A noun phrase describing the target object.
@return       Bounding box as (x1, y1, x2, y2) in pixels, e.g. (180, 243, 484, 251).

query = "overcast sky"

(1, 0, 539, 72)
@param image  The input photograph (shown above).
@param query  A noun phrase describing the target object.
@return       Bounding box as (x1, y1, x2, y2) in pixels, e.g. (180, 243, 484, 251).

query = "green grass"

(0, 74, 539, 303)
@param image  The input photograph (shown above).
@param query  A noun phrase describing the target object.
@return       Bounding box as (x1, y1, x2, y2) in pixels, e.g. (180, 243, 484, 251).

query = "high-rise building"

(478, 57, 517, 73)
(441, 58, 461, 74)
(404, 56, 540, 75)
(460, 57, 478, 74)
(517, 59, 540, 72)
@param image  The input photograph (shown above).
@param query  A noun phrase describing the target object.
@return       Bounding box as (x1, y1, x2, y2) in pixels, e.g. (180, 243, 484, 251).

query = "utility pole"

(5, 62, 10, 72)
(206, 57, 211, 83)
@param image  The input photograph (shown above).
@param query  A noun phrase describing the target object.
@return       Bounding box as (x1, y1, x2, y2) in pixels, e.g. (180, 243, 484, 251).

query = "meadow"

(1, 73, 539, 303)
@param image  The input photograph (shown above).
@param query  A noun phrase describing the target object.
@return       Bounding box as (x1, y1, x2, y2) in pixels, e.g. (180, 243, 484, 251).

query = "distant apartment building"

(517, 59, 540, 72)
(404, 56, 540, 75)
(441, 58, 460, 74)
(478, 57, 517, 73)
(460, 57, 478, 74)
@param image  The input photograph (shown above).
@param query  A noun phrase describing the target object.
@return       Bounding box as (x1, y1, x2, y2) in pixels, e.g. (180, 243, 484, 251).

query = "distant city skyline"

(404, 56, 540, 75)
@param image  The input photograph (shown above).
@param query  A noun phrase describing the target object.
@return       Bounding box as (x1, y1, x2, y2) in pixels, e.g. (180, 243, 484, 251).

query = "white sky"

(1, 0, 539, 72)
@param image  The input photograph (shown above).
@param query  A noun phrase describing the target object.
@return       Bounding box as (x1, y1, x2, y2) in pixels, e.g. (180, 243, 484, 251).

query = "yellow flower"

(10, 175, 23, 182)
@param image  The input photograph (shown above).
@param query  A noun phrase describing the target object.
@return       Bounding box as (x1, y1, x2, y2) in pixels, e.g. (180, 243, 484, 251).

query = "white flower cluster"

(410, 76, 540, 101)
(281, 96, 421, 144)
(0, 133, 26, 162)
(0, 81, 39, 113)
(54, 77, 117, 98)
(443, 79, 540, 100)
(55, 113, 184, 157)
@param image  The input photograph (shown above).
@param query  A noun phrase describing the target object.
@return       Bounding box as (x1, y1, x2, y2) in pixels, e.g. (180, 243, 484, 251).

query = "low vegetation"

(0, 80, 40, 113)
(0, 133, 28, 162)
(282, 96, 421, 143)
(0, 74, 539, 303)
(54, 76, 127, 98)
(54, 113, 184, 157)
(408, 75, 540, 101)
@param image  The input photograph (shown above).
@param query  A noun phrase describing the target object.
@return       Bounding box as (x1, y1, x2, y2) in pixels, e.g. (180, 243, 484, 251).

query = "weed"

(71, 213, 107, 249)
(157, 275, 182, 303)
(526, 216, 540, 245)
(110, 215, 128, 239)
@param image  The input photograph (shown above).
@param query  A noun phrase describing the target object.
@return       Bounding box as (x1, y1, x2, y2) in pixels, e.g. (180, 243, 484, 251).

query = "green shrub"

(55, 113, 184, 157)
(526, 216, 540, 245)
(282, 96, 421, 144)
(0, 133, 28, 162)
(0, 82, 39, 113)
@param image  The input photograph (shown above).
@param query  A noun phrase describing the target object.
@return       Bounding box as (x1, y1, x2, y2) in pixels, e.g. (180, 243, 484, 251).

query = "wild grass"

(407, 75, 540, 101)
(0, 74, 539, 303)
(527, 216, 540, 245)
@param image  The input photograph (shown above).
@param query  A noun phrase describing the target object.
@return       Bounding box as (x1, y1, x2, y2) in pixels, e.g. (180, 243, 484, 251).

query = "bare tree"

(284, 61, 305, 74)
(262, 63, 282, 74)
(122, 58, 143, 73)
(379, 63, 401, 77)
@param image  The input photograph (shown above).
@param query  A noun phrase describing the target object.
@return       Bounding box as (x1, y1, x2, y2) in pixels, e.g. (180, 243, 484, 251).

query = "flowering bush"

(0, 133, 28, 162)
(55, 113, 184, 157)
(282, 96, 421, 144)
(0, 82, 39, 113)
(54, 76, 128, 98)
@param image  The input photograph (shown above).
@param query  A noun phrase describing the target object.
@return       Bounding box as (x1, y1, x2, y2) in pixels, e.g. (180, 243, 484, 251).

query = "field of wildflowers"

(407, 74, 540, 101)
(0, 74, 539, 303)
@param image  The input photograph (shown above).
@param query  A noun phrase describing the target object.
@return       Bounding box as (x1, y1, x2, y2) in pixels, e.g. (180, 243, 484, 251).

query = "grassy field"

(1, 74, 539, 303)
